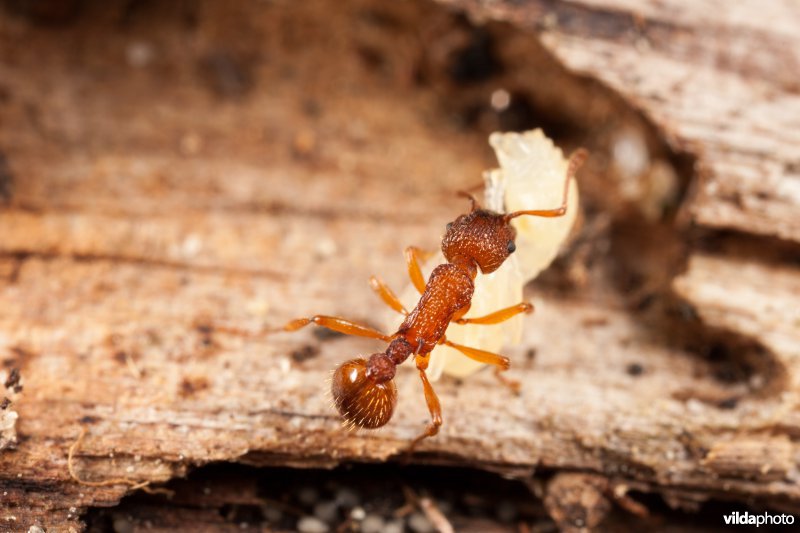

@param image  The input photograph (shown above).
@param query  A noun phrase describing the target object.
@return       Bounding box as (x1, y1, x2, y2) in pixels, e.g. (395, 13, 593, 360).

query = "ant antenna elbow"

(504, 148, 588, 222)
(566, 148, 589, 179)
(456, 190, 481, 212)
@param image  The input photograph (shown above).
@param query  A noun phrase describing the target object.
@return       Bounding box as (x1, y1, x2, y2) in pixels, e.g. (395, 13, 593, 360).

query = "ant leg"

(442, 340, 510, 369)
(492, 367, 521, 393)
(504, 149, 588, 220)
(442, 339, 520, 393)
(408, 354, 443, 451)
(453, 302, 533, 325)
(368, 276, 408, 315)
(404, 246, 430, 295)
(283, 315, 392, 342)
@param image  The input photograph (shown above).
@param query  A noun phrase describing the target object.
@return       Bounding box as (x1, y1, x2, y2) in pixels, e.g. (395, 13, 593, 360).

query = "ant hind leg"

(283, 315, 391, 342)
(406, 354, 443, 454)
(442, 339, 521, 394)
(491, 366, 522, 394)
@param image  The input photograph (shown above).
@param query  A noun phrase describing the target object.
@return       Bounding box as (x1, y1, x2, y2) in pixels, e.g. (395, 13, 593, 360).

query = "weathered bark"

(1, 0, 798, 530)
(443, 0, 800, 242)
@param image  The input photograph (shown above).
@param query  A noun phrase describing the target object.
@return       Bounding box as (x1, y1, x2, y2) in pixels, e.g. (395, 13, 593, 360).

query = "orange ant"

(285, 150, 587, 448)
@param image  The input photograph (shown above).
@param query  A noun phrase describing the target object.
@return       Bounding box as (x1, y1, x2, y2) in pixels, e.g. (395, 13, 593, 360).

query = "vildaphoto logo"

(723, 511, 795, 527)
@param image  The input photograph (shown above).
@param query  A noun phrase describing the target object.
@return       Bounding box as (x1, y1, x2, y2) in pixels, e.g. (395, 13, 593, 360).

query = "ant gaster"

(285, 150, 587, 448)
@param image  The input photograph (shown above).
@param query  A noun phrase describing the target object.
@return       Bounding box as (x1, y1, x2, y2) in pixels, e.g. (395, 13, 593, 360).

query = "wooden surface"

(443, 0, 800, 242)
(1, 0, 799, 531)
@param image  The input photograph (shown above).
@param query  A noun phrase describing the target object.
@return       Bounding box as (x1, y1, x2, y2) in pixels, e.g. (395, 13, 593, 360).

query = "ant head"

(442, 209, 517, 274)
(331, 357, 397, 429)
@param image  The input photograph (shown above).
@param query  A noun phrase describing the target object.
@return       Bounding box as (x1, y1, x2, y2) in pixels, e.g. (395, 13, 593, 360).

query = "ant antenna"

(503, 148, 587, 222)
(456, 190, 481, 212)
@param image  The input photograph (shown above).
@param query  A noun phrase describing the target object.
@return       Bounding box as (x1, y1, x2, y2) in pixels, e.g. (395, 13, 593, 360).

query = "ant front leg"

(407, 352, 443, 452)
(284, 315, 392, 342)
(371, 245, 436, 314)
(443, 339, 521, 394)
(369, 276, 407, 315)
(404, 246, 431, 295)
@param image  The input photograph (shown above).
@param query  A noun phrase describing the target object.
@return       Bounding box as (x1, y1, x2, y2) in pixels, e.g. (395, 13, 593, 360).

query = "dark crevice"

(0, 151, 13, 204)
(82, 462, 795, 532)
(693, 228, 800, 265)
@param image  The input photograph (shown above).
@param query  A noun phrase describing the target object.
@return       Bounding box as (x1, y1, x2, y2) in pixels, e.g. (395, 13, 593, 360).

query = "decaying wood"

(0, 368, 19, 451)
(544, 473, 613, 531)
(1, 0, 799, 530)
(442, 0, 800, 243)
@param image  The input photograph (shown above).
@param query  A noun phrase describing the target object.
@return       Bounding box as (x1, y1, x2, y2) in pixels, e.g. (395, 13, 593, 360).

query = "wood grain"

(1, 0, 799, 530)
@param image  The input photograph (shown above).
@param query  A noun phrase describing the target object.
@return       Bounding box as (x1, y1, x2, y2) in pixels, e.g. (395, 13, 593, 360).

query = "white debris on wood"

(0, 368, 20, 451)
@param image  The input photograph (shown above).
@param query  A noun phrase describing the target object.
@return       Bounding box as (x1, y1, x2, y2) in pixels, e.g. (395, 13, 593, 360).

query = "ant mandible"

(285, 149, 587, 448)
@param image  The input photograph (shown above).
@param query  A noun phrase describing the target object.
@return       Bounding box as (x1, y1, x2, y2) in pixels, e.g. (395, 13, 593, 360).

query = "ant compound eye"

(331, 358, 397, 429)
(446, 222, 453, 231)
(507, 240, 516, 254)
